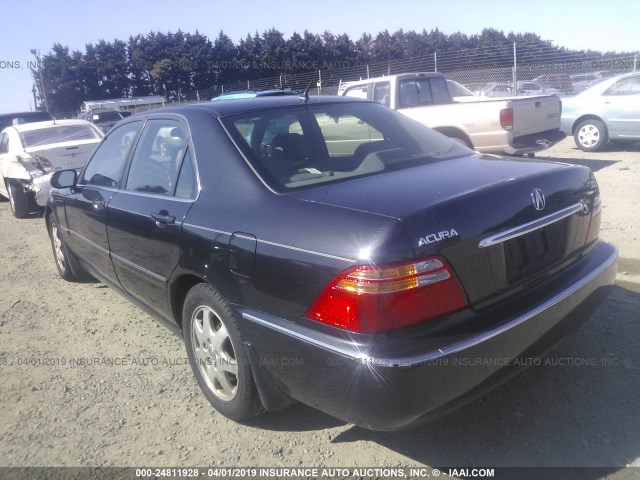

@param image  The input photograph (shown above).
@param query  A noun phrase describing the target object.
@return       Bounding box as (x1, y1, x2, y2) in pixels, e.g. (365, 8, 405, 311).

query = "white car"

(0, 119, 103, 217)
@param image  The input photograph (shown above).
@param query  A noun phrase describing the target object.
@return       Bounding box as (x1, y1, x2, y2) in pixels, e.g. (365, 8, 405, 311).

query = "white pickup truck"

(338, 72, 565, 155)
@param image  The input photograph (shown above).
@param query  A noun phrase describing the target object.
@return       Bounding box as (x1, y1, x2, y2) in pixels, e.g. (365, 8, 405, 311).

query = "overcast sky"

(1, 0, 638, 113)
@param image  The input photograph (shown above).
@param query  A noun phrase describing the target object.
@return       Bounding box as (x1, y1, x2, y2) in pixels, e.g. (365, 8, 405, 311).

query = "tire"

(48, 218, 91, 282)
(6, 180, 31, 218)
(574, 119, 608, 152)
(183, 283, 262, 421)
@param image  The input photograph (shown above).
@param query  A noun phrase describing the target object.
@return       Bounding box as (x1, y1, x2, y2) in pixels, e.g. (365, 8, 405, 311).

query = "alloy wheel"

(190, 305, 238, 401)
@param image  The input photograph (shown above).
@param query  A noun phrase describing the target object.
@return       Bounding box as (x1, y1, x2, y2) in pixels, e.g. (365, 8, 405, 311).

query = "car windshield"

(21, 125, 101, 148)
(222, 102, 470, 191)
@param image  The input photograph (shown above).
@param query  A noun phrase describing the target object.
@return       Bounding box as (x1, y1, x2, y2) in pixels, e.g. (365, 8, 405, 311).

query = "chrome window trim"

(478, 202, 584, 248)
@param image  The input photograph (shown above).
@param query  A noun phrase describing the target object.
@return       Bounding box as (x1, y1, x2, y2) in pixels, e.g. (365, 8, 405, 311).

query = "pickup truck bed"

(339, 72, 565, 155)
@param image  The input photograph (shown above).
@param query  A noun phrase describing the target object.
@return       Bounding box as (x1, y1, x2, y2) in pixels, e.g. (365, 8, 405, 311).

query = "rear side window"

(373, 82, 390, 107)
(604, 76, 640, 95)
(343, 85, 369, 99)
(125, 120, 187, 195)
(399, 77, 450, 107)
(81, 121, 141, 188)
(175, 149, 197, 199)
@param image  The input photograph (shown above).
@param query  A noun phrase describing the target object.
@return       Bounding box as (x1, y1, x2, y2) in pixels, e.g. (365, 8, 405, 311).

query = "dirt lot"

(0, 137, 639, 475)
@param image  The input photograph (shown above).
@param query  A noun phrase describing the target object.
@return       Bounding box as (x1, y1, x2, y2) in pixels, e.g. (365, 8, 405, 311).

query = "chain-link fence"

(56, 41, 638, 118)
(204, 43, 639, 99)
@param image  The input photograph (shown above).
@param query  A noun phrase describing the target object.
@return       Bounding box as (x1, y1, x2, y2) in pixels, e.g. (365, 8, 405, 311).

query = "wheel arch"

(169, 273, 209, 330)
(432, 127, 473, 148)
(44, 205, 54, 228)
(572, 115, 607, 135)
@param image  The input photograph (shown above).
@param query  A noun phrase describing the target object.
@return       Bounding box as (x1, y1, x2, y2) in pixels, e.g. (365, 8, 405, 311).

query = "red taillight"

(305, 257, 467, 333)
(500, 108, 513, 131)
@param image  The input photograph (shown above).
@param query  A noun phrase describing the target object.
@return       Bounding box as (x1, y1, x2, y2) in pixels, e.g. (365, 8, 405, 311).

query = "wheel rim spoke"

(214, 370, 236, 397)
(190, 305, 238, 401)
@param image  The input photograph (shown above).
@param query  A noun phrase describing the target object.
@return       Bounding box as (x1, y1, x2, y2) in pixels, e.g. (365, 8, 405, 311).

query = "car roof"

(148, 95, 371, 117)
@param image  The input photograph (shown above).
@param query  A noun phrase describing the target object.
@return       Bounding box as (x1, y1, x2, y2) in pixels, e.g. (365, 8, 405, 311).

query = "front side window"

(604, 76, 640, 96)
(81, 121, 141, 188)
(125, 119, 187, 195)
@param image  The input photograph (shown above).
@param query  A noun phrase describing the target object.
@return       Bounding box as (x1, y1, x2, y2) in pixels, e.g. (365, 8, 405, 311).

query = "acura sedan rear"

(46, 96, 616, 430)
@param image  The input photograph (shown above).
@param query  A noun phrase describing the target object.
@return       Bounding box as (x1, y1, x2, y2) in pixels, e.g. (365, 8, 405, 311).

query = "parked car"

(561, 72, 640, 151)
(0, 111, 52, 131)
(211, 89, 299, 101)
(533, 74, 573, 94)
(78, 109, 125, 133)
(570, 71, 616, 94)
(446, 79, 478, 102)
(0, 119, 103, 217)
(46, 96, 616, 431)
(516, 81, 562, 97)
(479, 82, 514, 98)
(339, 73, 565, 155)
(463, 83, 488, 95)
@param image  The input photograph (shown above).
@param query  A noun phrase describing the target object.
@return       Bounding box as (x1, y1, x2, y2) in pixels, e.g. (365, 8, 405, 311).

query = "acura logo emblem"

(531, 188, 546, 211)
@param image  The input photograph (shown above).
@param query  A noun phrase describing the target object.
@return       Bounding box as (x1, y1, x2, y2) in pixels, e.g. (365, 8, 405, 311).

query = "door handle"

(151, 211, 176, 225)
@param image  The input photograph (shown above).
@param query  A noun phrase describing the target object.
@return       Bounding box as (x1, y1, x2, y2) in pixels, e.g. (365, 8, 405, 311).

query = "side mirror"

(51, 169, 78, 189)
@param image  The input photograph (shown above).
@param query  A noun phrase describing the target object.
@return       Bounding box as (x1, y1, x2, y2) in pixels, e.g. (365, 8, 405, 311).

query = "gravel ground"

(0, 137, 638, 475)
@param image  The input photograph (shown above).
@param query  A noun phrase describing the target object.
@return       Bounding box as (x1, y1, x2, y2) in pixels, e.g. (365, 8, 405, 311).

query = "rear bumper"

(241, 241, 617, 430)
(503, 128, 566, 155)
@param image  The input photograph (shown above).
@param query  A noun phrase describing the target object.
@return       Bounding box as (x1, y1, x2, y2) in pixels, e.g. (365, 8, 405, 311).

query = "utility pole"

(30, 49, 49, 112)
(512, 42, 518, 96)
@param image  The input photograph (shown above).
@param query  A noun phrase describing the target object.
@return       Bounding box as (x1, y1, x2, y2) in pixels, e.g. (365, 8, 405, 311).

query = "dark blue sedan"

(46, 95, 617, 430)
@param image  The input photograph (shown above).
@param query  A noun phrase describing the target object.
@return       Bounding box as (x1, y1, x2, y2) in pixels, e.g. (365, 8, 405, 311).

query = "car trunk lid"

(288, 154, 598, 309)
(25, 140, 100, 171)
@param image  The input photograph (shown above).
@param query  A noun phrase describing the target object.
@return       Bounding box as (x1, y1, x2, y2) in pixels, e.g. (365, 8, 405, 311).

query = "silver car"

(516, 81, 562, 97)
(0, 120, 103, 217)
(561, 72, 640, 151)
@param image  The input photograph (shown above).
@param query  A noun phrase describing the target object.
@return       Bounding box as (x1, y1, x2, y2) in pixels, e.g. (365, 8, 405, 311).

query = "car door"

(63, 120, 142, 285)
(106, 118, 197, 320)
(600, 76, 640, 137)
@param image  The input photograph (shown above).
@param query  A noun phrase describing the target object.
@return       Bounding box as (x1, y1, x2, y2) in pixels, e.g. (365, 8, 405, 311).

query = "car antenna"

(299, 81, 313, 103)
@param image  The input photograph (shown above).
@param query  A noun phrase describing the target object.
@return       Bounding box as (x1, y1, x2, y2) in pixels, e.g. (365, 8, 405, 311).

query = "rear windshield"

(21, 125, 101, 148)
(222, 102, 469, 191)
(94, 111, 123, 122)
